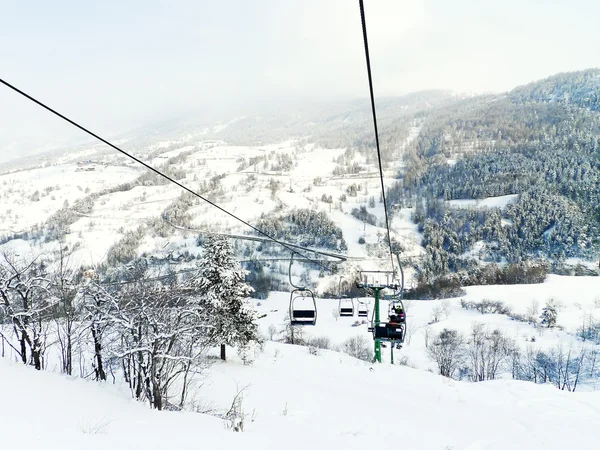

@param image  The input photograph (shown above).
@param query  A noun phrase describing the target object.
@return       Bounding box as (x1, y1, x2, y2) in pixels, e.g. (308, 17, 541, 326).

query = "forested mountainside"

(388, 69, 600, 280)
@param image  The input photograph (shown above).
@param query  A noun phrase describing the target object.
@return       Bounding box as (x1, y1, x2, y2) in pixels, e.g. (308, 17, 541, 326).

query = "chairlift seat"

(386, 323, 404, 340)
(340, 307, 354, 316)
(292, 310, 316, 319)
(373, 323, 404, 341)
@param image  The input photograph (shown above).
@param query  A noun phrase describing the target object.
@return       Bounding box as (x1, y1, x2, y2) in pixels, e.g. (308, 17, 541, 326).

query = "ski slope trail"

(2, 341, 599, 450)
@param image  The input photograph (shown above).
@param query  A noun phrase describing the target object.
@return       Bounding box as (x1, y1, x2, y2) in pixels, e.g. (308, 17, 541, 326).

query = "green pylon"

(374, 287, 382, 363)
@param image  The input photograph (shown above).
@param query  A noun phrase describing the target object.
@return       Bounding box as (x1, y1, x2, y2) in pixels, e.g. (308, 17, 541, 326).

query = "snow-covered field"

(4, 274, 600, 450)
(446, 194, 519, 210)
(0, 128, 423, 285)
(249, 274, 600, 376)
(0, 163, 141, 233)
(2, 123, 599, 450)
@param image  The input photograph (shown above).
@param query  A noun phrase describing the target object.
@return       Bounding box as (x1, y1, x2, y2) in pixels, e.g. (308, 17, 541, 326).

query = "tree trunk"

(91, 327, 106, 381)
(66, 331, 72, 376)
(151, 378, 163, 410)
(32, 348, 42, 370)
(19, 332, 27, 365)
(220, 344, 226, 361)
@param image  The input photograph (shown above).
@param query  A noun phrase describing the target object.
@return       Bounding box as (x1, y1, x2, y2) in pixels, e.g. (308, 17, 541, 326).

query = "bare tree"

(82, 285, 110, 381)
(0, 253, 55, 370)
(340, 335, 372, 362)
(427, 328, 465, 378)
(283, 319, 306, 346)
(51, 248, 82, 376)
(99, 272, 214, 410)
(512, 343, 590, 391)
(466, 323, 514, 382)
(526, 299, 540, 325)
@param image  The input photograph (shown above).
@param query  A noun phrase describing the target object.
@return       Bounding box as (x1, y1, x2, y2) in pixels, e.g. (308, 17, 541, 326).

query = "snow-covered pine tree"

(194, 235, 258, 360)
(540, 299, 558, 328)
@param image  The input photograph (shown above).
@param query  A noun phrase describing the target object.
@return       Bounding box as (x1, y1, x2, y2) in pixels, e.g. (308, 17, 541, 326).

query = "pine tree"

(540, 299, 558, 328)
(194, 235, 258, 360)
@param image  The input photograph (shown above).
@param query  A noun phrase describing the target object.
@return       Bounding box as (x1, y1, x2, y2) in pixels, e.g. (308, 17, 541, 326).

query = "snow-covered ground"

(3, 296, 600, 450)
(2, 122, 599, 449)
(249, 274, 600, 375)
(0, 163, 141, 233)
(0, 129, 420, 288)
(446, 194, 519, 210)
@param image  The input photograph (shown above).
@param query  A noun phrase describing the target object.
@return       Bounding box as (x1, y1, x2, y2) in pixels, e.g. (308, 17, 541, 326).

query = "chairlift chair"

(357, 299, 369, 317)
(359, 265, 407, 345)
(336, 277, 354, 317)
(288, 253, 317, 326)
(338, 296, 355, 317)
(372, 291, 406, 344)
(289, 288, 317, 326)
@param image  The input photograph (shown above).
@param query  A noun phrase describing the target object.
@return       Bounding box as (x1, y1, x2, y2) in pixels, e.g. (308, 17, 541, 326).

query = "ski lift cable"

(0, 77, 334, 273)
(358, 0, 396, 275)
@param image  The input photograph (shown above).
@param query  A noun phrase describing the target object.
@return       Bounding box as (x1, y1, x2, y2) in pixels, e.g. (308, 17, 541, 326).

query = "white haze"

(1, 0, 600, 162)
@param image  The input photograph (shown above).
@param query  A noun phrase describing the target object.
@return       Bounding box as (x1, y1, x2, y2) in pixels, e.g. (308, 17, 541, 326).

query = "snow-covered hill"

(0, 119, 424, 295)
(3, 328, 599, 450)
(2, 98, 600, 450)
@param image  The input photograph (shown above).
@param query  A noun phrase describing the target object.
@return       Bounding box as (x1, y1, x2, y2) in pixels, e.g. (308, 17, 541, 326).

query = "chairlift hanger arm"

(395, 253, 405, 299)
(288, 252, 304, 290)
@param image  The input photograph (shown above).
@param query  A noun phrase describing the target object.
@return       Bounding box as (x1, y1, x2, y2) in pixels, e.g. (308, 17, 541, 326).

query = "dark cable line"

(358, 0, 396, 275)
(0, 77, 334, 272)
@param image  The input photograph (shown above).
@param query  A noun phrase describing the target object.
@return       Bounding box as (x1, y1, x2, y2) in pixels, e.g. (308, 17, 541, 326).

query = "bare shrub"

(308, 336, 331, 350)
(466, 324, 514, 382)
(308, 346, 320, 356)
(460, 299, 510, 315)
(427, 328, 465, 378)
(340, 335, 372, 362)
(79, 417, 112, 435)
(283, 321, 306, 346)
(267, 324, 278, 340)
(223, 383, 250, 432)
(429, 305, 443, 324)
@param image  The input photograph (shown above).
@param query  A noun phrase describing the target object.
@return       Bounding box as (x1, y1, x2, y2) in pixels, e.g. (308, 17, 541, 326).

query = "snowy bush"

(307, 336, 331, 350)
(340, 335, 372, 362)
(427, 328, 466, 379)
(283, 321, 306, 346)
(540, 299, 558, 328)
(460, 299, 511, 315)
(267, 324, 278, 340)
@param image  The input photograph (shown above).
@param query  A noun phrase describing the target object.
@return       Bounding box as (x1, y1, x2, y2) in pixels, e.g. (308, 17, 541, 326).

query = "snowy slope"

(0, 127, 423, 291)
(249, 274, 600, 384)
(2, 338, 600, 450)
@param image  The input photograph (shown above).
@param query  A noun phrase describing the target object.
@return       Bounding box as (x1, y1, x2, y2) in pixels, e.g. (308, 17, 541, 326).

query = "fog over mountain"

(2, 0, 600, 162)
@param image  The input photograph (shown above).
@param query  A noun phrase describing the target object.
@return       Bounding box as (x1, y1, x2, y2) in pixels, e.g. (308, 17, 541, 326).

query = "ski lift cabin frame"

(357, 299, 369, 317)
(288, 253, 317, 326)
(337, 277, 355, 317)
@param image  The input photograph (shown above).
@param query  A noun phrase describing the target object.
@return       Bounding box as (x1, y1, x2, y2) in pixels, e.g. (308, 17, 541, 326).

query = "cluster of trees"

(269, 152, 295, 172)
(333, 161, 364, 176)
(407, 261, 547, 299)
(387, 70, 600, 278)
(257, 208, 347, 251)
(351, 205, 377, 226)
(0, 236, 259, 410)
(427, 324, 599, 391)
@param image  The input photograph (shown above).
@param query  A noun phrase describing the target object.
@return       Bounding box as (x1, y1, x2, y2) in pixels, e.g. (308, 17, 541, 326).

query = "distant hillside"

(388, 69, 600, 280)
(510, 68, 600, 110)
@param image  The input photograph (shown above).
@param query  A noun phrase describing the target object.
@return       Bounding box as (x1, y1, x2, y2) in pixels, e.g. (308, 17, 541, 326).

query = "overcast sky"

(1, 0, 600, 162)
